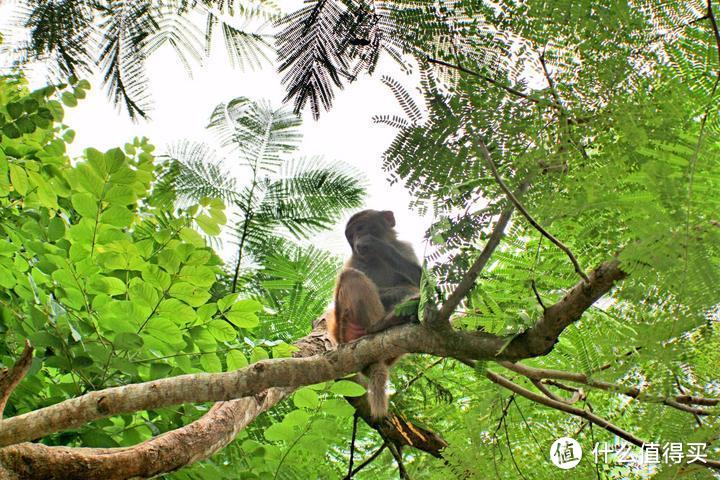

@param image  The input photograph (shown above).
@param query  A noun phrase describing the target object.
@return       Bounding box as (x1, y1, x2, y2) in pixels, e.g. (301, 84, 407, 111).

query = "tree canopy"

(1, 1, 719, 479)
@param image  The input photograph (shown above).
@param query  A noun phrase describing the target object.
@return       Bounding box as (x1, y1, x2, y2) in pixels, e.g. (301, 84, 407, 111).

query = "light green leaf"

(330, 380, 366, 397)
(208, 319, 236, 342)
(226, 350, 248, 371)
(9, 164, 28, 195)
(293, 387, 320, 409)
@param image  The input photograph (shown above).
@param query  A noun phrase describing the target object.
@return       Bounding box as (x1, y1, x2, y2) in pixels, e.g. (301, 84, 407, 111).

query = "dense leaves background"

(1, 0, 720, 479)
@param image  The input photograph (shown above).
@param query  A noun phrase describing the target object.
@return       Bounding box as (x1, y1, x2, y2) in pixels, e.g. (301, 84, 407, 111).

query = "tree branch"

(0, 260, 625, 452)
(0, 340, 33, 421)
(425, 57, 561, 109)
(707, 0, 720, 66)
(486, 371, 720, 470)
(499, 361, 718, 416)
(343, 442, 388, 479)
(496, 260, 625, 359)
(437, 205, 514, 323)
(0, 319, 444, 478)
(474, 138, 590, 283)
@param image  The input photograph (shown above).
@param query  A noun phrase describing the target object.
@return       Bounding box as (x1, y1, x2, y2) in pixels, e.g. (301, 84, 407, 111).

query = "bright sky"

(0, 1, 434, 260)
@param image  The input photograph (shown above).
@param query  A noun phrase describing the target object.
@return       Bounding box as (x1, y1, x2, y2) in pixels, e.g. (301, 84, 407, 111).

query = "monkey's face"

(345, 210, 396, 258)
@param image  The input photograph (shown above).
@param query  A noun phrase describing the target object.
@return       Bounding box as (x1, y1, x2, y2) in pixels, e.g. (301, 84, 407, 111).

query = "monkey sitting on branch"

(327, 209, 422, 419)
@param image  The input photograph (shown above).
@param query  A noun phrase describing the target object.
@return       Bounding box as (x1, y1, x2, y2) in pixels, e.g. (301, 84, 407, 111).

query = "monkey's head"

(345, 209, 396, 258)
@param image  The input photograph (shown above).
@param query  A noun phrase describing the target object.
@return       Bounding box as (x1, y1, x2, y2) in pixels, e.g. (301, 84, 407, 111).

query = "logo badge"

(550, 437, 582, 469)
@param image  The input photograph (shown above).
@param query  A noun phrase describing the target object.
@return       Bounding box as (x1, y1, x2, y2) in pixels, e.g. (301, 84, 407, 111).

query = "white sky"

(0, 1, 434, 260)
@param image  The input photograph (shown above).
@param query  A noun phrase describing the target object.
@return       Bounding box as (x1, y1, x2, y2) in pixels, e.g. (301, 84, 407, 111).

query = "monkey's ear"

(381, 210, 396, 227)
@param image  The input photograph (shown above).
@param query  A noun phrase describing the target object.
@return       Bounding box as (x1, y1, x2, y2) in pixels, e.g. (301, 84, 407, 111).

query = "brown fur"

(328, 210, 422, 419)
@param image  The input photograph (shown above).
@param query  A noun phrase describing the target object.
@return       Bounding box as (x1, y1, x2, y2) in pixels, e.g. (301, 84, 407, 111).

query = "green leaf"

(250, 347, 268, 363)
(329, 380, 366, 397)
(61, 92, 78, 107)
(105, 185, 136, 205)
(8, 164, 28, 195)
(168, 282, 211, 307)
(71, 193, 99, 218)
(200, 353, 222, 373)
(208, 319, 236, 342)
(23, 99, 39, 113)
(47, 217, 66, 241)
(46, 100, 64, 121)
(100, 205, 134, 227)
(293, 387, 320, 408)
(2, 124, 21, 139)
(321, 399, 355, 417)
(88, 275, 127, 296)
(226, 350, 248, 371)
(114, 332, 144, 351)
(7, 102, 24, 119)
(195, 214, 221, 236)
(217, 293, 238, 312)
(264, 422, 295, 442)
(224, 299, 262, 328)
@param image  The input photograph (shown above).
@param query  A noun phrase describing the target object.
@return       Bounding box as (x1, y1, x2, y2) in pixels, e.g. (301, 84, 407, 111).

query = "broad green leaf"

(208, 319, 236, 342)
(263, 423, 295, 442)
(329, 380, 366, 397)
(8, 164, 28, 195)
(293, 387, 320, 409)
(226, 350, 248, 371)
(200, 353, 222, 373)
(168, 282, 211, 307)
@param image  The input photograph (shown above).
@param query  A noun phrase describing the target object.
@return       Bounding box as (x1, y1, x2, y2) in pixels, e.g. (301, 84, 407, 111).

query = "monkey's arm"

(368, 238, 422, 285)
(368, 288, 420, 333)
(365, 308, 418, 333)
(378, 286, 418, 310)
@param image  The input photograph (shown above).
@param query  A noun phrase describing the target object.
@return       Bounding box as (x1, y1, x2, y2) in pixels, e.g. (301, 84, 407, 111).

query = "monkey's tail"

(363, 362, 389, 420)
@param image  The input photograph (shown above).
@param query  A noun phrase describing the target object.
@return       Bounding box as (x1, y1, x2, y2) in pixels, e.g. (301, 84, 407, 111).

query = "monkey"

(327, 209, 422, 420)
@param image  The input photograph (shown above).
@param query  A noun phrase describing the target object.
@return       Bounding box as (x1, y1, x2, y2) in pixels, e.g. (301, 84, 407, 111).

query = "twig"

(438, 183, 530, 323)
(707, 0, 720, 66)
(485, 371, 720, 473)
(510, 397, 542, 450)
(486, 370, 644, 446)
(347, 413, 359, 477)
(502, 409, 528, 480)
(530, 280, 546, 312)
(538, 51, 563, 108)
(0, 340, 34, 420)
(425, 57, 561, 108)
(387, 443, 410, 479)
(399, 358, 445, 394)
(531, 379, 565, 403)
(475, 139, 590, 283)
(674, 374, 703, 427)
(343, 442, 388, 480)
(493, 395, 514, 437)
(499, 361, 718, 415)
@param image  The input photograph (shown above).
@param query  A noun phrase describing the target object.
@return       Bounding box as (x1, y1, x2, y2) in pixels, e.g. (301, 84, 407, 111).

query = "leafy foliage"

(158, 96, 365, 293)
(3, 0, 720, 479)
(6, 0, 277, 118)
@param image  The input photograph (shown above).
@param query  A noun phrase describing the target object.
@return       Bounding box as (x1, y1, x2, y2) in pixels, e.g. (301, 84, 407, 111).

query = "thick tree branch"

(495, 260, 625, 359)
(0, 340, 33, 421)
(0, 260, 625, 451)
(0, 321, 443, 479)
(0, 392, 290, 480)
